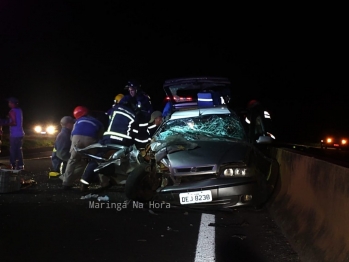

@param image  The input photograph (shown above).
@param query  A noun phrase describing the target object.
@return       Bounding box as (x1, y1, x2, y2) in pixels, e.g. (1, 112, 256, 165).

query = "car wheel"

(125, 163, 159, 202)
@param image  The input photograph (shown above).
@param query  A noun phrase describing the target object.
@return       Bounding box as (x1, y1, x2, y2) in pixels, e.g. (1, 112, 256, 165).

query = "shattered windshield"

(154, 114, 246, 141)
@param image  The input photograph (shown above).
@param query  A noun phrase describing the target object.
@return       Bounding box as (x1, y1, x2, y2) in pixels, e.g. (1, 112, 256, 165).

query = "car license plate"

(179, 190, 212, 204)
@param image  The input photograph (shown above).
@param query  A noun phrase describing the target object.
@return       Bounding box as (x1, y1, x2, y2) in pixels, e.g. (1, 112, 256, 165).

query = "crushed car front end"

(149, 107, 277, 209)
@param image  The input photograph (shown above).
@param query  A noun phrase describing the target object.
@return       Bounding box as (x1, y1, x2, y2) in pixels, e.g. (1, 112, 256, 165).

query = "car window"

(154, 113, 246, 141)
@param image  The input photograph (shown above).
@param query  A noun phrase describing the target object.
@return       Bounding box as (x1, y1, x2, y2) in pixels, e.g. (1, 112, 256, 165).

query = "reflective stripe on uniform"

(134, 138, 149, 143)
(110, 135, 124, 141)
(133, 129, 138, 133)
(104, 131, 132, 139)
(106, 111, 135, 137)
(139, 123, 148, 127)
(78, 120, 98, 127)
(117, 107, 135, 118)
(148, 124, 156, 129)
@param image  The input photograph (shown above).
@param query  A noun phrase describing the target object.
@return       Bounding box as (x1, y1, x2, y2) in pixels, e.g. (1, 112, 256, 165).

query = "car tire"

(125, 163, 158, 202)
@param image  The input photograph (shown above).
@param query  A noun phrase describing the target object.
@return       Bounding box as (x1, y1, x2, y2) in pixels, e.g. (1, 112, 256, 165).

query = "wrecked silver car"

(125, 77, 279, 210)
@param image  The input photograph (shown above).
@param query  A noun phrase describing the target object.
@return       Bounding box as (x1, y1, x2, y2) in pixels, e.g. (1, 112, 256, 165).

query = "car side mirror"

(256, 135, 273, 144)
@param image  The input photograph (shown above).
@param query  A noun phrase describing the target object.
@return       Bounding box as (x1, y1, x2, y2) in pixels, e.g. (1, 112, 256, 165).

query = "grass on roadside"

(1, 134, 55, 150)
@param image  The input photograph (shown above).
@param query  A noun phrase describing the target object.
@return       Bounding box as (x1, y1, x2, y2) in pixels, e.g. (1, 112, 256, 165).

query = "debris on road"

(232, 234, 247, 240)
(149, 210, 158, 215)
(167, 226, 179, 232)
(80, 193, 99, 200)
(97, 195, 109, 201)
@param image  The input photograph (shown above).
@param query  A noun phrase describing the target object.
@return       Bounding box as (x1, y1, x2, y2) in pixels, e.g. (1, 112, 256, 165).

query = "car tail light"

(174, 97, 192, 102)
(166, 96, 193, 102)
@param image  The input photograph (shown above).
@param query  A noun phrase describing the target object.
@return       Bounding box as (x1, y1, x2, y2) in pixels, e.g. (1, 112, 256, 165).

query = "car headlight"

(342, 139, 347, 145)
(46, 125, 56, 135)
(34, 125, 42, 133)
(326, 138, 332, 143)
(223, 167, 251, 177)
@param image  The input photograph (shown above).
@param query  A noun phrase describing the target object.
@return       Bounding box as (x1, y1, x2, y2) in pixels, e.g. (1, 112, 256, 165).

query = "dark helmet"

(125, 80, 141, 90)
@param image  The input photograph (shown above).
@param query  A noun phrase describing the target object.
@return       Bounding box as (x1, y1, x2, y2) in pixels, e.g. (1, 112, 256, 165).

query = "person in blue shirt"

(62, 106, 104, 190)
(6, 97, 25, 170)
(50, 116, 75, 176)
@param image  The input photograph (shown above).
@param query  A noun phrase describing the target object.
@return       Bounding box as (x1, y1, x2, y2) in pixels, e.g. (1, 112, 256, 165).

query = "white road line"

(194, 213, 215, 262)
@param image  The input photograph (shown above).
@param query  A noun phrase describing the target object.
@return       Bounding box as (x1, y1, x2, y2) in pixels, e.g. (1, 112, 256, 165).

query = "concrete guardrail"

(267, 148, 349, 262)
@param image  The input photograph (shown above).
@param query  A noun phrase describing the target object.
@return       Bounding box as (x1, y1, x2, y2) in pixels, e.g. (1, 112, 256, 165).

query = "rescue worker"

(62, 106, 104, 190)
(147, 110, 163, 139)
(106, 93, 124, 123)
(120, 80, 153, 149)
(79, 99, 140, 190)
(50, 116, 75, 177)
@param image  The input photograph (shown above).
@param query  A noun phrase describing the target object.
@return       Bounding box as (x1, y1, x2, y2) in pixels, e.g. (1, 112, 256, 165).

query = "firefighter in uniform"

(119, 80, 153, 150)
(80, 99, 140, 189)
(106, 93, 124, 124)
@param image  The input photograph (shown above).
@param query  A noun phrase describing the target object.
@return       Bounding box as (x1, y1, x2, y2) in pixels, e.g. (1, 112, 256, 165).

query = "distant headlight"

(326, 138, 332, 143)
(34, 125, 42, 133)
(223, 167, 251, 177)
(46, 125, 56, 135)
(342, 139, 347, 145)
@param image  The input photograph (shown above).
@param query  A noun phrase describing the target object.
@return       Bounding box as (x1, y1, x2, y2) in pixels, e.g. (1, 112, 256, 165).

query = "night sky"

(0, 2, 347, 142)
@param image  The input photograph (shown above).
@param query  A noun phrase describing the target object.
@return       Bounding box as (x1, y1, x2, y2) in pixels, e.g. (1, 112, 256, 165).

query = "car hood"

(166, 140, 251, 176)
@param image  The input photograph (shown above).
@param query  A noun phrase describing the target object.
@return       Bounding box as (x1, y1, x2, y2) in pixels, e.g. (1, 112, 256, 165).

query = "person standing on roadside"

(6, 97, 25, 170)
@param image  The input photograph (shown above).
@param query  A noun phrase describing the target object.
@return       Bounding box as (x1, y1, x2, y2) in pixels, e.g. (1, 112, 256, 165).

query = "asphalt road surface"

(0, 154, 300, 262)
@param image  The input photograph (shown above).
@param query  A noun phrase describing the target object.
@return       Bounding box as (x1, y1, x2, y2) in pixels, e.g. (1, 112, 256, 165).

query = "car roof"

(169, 105, 231, 120)
(163, 77, 231, 87)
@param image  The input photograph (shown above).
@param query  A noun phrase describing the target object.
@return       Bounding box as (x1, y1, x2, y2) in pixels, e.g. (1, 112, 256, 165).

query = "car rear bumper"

(153, 177, 263, 209)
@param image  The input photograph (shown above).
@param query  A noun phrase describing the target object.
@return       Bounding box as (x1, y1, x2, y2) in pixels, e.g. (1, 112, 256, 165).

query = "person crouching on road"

(80, 99, 140, 190)
(50, 116, 75, 176)
(62, 106, 104, 190)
